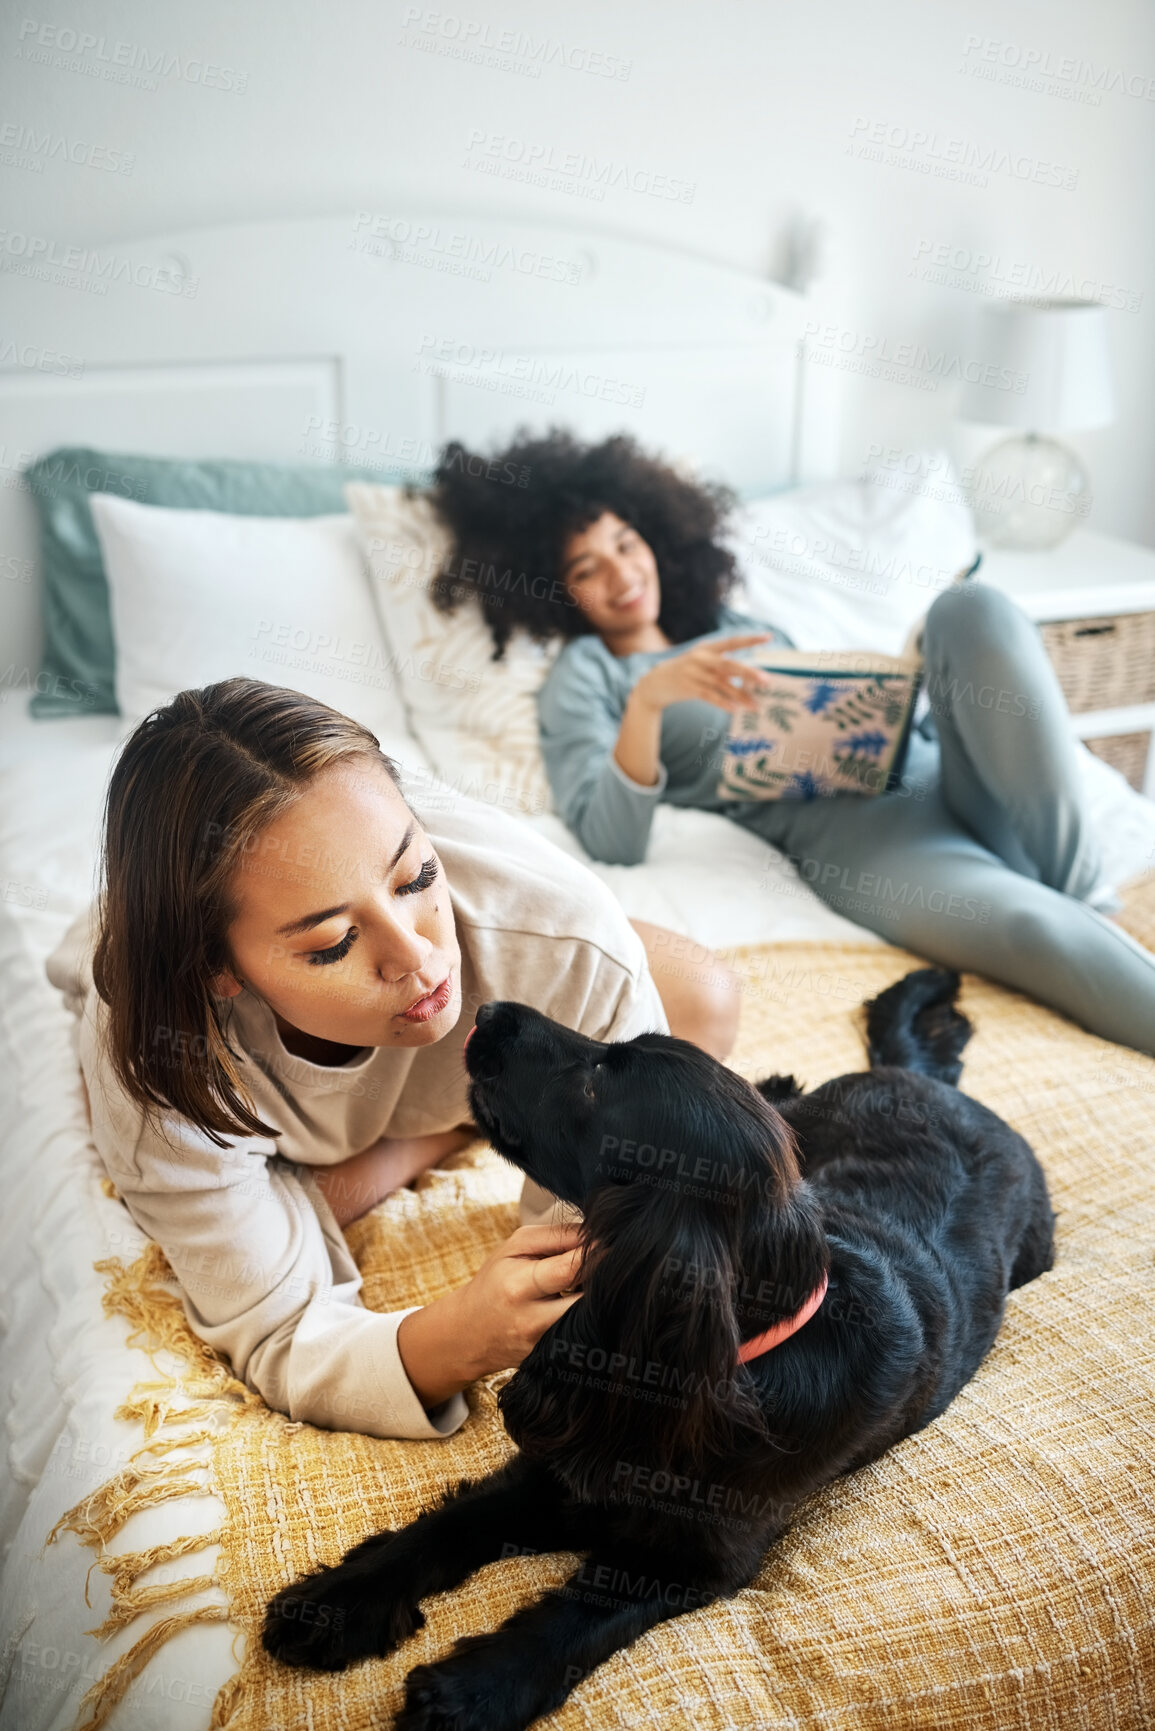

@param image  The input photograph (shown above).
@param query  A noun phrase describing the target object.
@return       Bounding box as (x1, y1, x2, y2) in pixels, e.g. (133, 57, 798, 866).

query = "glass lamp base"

(968, 433, 1091, 551)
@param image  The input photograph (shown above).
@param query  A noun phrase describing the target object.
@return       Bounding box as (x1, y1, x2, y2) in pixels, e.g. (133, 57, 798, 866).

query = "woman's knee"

(925, 580, 1024, 651)
(688, 959, 743, 1062)
(996, 895, 1082, 978)
(628, 918, 742, 1062)
(923, 582, 1052, 714)
(928, 581, 1045, 661)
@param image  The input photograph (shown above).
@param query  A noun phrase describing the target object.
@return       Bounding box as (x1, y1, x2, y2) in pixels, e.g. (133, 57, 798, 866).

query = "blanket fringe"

(210, 1670, 246, 1727)
(87, 1570, 222, 1638)
(126, 1422, 223, 1462)
(43, 1247, 256, 1730)
(93, 1250, 257, 1406)
(84, 1526, 226, 1610)
(73, 1604, 230, 1731)
(46, 1461, 208, 1553)
(115, 1384, 232, 1438)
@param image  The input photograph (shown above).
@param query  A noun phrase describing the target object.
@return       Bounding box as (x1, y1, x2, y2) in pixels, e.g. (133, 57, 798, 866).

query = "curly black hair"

(424, 428, 740, 660)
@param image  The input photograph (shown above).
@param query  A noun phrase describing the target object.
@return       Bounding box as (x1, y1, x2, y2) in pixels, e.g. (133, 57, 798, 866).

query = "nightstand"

(977, 529, 1155, 798)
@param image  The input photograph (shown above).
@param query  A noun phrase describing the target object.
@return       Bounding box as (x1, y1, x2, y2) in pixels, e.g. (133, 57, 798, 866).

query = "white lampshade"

(959, 300, 1115, 431)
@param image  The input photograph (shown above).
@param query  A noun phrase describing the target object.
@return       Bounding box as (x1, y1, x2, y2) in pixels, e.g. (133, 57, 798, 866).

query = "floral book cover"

(717, 644, 923, 801)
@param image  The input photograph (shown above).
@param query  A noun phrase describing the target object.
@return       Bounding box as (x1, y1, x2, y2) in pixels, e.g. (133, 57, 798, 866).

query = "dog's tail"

(754, 1073, 803, 1105)
(864, 966, 972, 1085)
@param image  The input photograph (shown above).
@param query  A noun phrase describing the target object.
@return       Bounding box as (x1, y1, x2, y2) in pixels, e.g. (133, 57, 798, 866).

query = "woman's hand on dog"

(396, 1224, 584, 1410)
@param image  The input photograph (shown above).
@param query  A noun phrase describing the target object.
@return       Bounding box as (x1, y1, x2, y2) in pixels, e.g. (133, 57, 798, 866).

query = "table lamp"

(959, 299, 1115, 550)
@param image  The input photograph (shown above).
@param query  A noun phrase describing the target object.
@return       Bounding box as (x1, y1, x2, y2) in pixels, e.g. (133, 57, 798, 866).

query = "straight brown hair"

(92, 678, 405, 1147)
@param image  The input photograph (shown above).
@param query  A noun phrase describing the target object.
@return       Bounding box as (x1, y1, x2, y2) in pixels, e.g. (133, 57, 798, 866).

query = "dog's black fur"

(263, 967, 1054, 1730)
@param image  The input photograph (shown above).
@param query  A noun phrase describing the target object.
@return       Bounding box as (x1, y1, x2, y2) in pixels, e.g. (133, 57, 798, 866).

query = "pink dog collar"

(736, 1272, 829, 1364)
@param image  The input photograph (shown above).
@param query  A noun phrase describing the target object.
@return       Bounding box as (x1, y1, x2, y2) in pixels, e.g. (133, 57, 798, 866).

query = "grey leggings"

(734, 582, 1155, 1055)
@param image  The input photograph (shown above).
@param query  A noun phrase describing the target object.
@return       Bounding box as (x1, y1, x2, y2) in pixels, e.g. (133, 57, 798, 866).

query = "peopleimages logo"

(799, 320, 1028, 394)
(349, 212, 584, 287)
(847, 117, 1079, 190)
(910, 240, 1142, 314)
(14, 17, 249, 91)
(413, 334, 646, 408)
(398, 8, 632, 80)
(0, 121, 134, 174)
(0, 337, 84, 375)
(959, 35, 1155, 104)
(0, 230, 198, 297)
(463, 130, 695, 205)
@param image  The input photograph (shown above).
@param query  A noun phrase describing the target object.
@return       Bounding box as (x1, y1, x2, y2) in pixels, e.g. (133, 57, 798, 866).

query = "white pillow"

(89, 494, 412, 750)
(345, 482, 561, 817)
(723, 451, 978, 655)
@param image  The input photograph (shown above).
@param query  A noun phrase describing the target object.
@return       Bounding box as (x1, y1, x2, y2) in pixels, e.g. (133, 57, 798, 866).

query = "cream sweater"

(47, 783, 668, 1442)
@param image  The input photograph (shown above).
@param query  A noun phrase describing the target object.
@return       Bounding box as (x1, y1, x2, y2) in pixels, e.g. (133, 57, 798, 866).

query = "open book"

(717, 621, 925, 802)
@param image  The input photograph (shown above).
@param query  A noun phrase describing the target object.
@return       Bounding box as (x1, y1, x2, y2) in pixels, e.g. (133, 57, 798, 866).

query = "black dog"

(263, 967, 1054, 1730)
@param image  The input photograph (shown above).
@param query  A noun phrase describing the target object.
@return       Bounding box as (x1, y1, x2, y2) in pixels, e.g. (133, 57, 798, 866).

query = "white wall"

(2, 0, 1153, 543)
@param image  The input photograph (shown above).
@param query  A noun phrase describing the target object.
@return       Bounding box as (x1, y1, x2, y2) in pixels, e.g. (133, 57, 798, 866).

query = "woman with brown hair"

(47, 678, 738, 1440)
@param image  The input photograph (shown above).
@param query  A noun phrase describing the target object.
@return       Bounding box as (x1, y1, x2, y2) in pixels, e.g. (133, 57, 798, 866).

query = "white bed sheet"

(0, 708, 236, 1731)
(2, 702, 1153, 1731)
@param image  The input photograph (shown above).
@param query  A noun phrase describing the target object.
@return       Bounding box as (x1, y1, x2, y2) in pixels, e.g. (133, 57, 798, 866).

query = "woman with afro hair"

(428, 428, 1155, 1055)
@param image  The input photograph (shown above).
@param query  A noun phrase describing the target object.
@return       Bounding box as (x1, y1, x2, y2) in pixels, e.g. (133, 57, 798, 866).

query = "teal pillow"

(24, 447, 428, 717)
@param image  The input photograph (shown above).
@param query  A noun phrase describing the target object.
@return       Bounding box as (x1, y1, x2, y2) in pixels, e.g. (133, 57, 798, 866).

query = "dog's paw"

(397, 1637, 553, 1731)
(396, 1659, 494, 1731)
(262, 1563, 425, 1671)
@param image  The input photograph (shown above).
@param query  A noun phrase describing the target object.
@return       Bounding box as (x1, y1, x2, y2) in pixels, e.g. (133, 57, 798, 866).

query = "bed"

(1, 212, 1153, 1731)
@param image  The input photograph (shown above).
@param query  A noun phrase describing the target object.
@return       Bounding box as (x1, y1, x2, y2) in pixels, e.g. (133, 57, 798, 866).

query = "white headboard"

(0, 209, 834, 676)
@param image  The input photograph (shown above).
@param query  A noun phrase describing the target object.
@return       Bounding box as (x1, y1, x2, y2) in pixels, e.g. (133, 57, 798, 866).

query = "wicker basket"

(1039, 611, 1155, 713)
(1083, 730, 1152, 791)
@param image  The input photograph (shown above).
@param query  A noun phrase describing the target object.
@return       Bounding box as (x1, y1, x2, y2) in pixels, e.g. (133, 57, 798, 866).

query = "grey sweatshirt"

(537, 604, 792, 866)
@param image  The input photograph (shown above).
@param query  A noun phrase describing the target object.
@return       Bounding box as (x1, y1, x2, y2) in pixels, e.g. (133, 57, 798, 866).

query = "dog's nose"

(475, 1002, 497, 1029)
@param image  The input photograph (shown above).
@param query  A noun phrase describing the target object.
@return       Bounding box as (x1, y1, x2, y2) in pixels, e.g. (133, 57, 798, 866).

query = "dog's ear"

(500, 1180, 768, 1496)
(607, 1187, 763, 1466)
(501, 1078, 820, 1495)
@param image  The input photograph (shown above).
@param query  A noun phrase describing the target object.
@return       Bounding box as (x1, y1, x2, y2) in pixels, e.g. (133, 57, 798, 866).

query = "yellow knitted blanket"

(54, 889, 1155, 1730)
